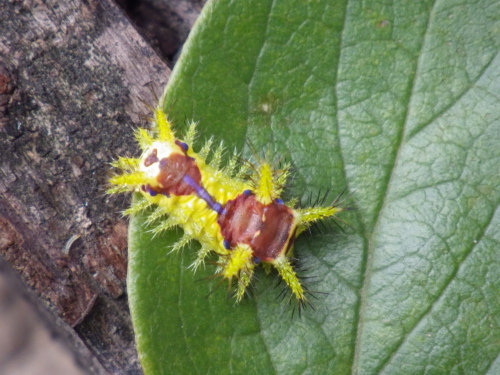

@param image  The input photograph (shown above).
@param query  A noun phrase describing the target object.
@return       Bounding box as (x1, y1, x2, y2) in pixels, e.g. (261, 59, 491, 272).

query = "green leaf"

(127, 0, 500, 374)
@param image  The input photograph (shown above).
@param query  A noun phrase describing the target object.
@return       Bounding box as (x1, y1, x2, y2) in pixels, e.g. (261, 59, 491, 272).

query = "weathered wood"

(0, 0, 173, 373)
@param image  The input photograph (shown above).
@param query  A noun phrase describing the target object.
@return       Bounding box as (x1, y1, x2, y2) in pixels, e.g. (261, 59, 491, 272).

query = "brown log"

(0, 0, 187, 373)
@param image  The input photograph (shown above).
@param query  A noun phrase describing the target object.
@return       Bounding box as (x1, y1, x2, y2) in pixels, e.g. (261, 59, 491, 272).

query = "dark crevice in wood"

(116, 0, 206, 66)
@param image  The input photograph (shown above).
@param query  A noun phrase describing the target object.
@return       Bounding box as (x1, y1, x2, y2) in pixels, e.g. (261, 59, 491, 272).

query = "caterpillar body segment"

(109, 106, 347, 305)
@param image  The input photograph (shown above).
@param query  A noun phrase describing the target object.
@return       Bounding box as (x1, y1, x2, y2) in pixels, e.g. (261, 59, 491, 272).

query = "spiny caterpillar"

(109, 105, 347, 307)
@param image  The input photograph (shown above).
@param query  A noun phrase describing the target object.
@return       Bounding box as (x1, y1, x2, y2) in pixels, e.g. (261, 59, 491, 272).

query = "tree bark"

(0, 0, 178, 373)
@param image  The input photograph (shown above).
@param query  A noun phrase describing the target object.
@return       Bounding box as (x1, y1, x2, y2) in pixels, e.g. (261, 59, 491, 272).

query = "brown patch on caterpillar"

(143, 148, 159, 167)
(150, 153, 202, 196)
(218, 193, 296, 262)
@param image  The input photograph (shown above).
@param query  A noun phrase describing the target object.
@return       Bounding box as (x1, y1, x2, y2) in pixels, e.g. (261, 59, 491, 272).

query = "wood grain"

(0, 0, 177, 373)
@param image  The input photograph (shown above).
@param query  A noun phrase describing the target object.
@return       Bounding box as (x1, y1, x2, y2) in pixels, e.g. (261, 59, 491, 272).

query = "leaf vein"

(354, 0, 439, 373)
(377, 200, 500, 374)
(406, 51, 499, 141)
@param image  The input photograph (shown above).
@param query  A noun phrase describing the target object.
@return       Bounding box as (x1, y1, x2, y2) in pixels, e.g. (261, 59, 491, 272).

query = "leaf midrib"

(350, 1, 435, 373)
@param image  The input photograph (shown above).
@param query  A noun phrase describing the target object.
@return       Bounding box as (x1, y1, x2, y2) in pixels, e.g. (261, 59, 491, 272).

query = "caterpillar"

(109, 104, 347, 307)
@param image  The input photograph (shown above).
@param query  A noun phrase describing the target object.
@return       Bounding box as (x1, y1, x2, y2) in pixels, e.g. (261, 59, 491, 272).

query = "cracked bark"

(0, 0, 201, 373)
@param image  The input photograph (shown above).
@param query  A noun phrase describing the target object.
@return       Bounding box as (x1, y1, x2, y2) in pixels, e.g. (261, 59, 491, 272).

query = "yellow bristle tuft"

(255, 163, 275, 204)
(223, 245, 253, 279)
(111, 157, 140, 171)
(272, 257, 305, 301)
(135, 128, 154, 150)
(235, 264, 255, 302)
(109, 172, 146, 187)
(297, 206, 344, 228)
(184, 121, 198, 146)
(155, 107, 175, 143)
(123, 199, 153, 216)
(199, 137, 214, 159)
